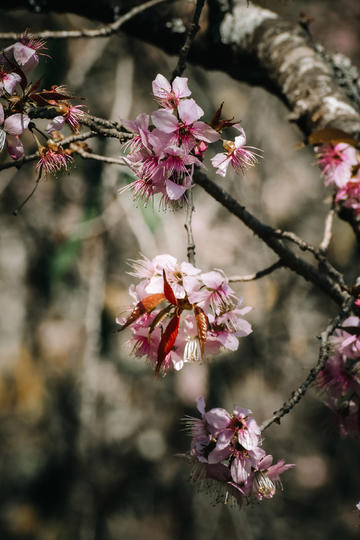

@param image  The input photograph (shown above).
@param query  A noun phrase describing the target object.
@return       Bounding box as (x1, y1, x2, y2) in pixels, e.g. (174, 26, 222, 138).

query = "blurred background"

(0, 1, 359, 539)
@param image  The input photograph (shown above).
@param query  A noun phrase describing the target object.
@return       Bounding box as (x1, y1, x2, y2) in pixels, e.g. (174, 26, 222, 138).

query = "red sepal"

(194, 304, 209, 355)
(155, 312, 180, 376)
(163, 270, 178, 306)
(117, 293, 165, 332)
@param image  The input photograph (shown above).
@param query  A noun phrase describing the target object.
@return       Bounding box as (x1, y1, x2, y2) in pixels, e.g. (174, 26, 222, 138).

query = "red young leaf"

(163, 270, 178, 306)
(141, 293, 166, 312)
(117, 293, 165, 332)
(194, 304, 209, 355)
(155, 312, 180, 376)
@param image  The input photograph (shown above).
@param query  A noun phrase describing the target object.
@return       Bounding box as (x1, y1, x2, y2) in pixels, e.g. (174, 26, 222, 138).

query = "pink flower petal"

(231, 456, 251, 484)
(216, 331, 239, 351)
(46, 115, 65, 134)
(151, 109, 178, 133)
(165, 179, 188, 200)
(6, 134, 24, 160)
(196, 396, 206, 416)
(3, 72, 21, 94)
(192, 121, 220, 143)
(0, 103, 4, 125)
(237, 427, 261, 450)
(211, 153, 230, 177)
(172, 76, 191, 98)
(4, 113, 30, 135)
(178, 99, 204, 124)
(12, 42, 38, 72)
(205, 408, 231, 433)
(152, 74, 171, 98)
(201, 271, 224, 290)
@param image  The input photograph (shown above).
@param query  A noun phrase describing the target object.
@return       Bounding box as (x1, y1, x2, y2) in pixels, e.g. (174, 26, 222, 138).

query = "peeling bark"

(1, 1, 360, 140)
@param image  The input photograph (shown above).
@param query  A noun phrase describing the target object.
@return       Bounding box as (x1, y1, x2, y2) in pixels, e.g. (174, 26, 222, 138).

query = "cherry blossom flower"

(152, 74, 191, 110)
(152, 98, 220, 152)
(336, 179, 360, 215)
(116, 255, 252, 375)
(1, 40, 40, 73)
(211, 125, 261, 176)
(36, 141, 73, 175)
(315, 142, 358, 188)
(121, 74, 261, 206)
(317, 317, 360, 436)
(0, 103, 30, 159)
(46, 103, 86, 135)
(184, 397, 294, 507)
(0, 68, 21, 95)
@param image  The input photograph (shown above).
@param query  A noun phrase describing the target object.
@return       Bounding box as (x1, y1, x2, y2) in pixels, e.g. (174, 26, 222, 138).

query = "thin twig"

(73, 147, 126, 166)
(193, 170, 350, 305)
(12, 174, 41, 215)
(0, 0, 169, 40)
(184, 189, 196, 265)
(0, 131, 97, 173)
(272, 228, 318, 256)
(171, 0, 206, 80)
(320, 194, 336, 254)
(228, 260, 284, 282)
(80, 116, 132, 141)
(260, 296, 354, 431)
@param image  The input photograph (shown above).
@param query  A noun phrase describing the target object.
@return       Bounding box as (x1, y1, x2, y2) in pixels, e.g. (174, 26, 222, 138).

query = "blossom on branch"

(317, 316, 360, 436)
(116, 255, 252, 376)
(211, 125, 261, 177)
(314, 140, 360, 218)
(121, 74, 261, 207)
(184, 397, 294, 507)
(36, 140, 73, 176)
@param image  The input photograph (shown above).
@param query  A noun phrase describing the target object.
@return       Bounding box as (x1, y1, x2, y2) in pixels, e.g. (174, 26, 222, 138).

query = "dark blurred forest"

(0, 1, 359, 539)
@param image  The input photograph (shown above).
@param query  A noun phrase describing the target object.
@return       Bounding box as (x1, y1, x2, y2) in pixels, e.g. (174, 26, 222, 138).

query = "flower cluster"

(315, 141, 360, 215)
(121, 74, 261, 207)
(317, 316, 360, 436)
(116, 254, 252, 376)
(0, 35, 85, 174)
(185, 397, 294, 506)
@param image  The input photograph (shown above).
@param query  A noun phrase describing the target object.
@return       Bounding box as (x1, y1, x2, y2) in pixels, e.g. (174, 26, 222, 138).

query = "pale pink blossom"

(317, 316, 360, 436)
(0, 104, 30, 160)
(316, 142, 358, 188)
(152, 98, 220, 151)
(116, 255, 252, 375)
(0, 69, 21, 95)
(1, 41, 39, 73)
(152, 74, 191, 110)
(211, 125, 260, 176)
(46, 116, 66, 134)
(36, 145, 73, 175)
(185, 397, 294, 506)
(336, 180, 360, 215)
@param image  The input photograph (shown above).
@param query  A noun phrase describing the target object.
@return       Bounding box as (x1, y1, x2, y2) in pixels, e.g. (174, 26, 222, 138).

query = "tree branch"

(260, 295, 355, 431)
(193, 170, 352, 306)
(228, 260, 283, 282)
(171, 0, 205, 81)
(0, 0, 170, 40)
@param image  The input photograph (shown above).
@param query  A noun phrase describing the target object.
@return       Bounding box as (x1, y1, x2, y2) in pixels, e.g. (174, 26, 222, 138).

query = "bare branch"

(171, 0, 206, 81)
(320, 195, 336, 254)
(193, 170, 351, 305)
(184, 190, 196, 265)
(73, 147, 126, 166)
(0, 131, 97, 173)
(228, 260, 283, 283)
(0, 0, 170, 40)
(260, 296, 355, 431)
